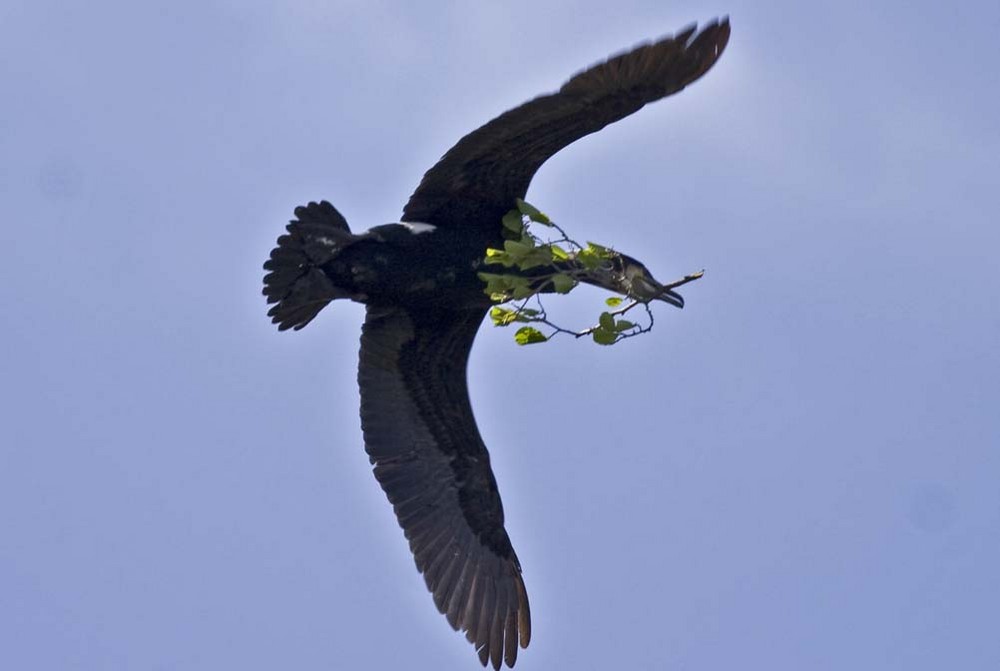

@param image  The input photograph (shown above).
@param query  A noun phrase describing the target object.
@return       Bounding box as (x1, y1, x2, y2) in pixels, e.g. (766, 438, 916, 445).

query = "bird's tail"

(263, 201, 356, 331)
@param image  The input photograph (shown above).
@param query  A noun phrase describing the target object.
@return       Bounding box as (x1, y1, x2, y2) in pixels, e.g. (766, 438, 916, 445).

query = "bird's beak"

(626, 273, 681, 308)
(655, 288, 685, 308)
(643, 270, 704, 309)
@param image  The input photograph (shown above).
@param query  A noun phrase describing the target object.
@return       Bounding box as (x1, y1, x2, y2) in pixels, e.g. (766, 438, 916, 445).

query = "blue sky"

(2, 1, 998, 669)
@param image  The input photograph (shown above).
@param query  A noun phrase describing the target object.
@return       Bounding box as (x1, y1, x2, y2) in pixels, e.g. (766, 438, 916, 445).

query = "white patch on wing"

(398, 222, 437, 234)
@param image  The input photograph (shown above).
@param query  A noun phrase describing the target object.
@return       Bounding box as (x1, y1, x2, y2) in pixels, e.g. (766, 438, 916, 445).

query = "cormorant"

(263, 19, 729, 669)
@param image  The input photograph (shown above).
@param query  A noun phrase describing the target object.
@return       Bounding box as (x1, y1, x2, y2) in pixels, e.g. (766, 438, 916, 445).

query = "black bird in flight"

(263, 18, 729, 669)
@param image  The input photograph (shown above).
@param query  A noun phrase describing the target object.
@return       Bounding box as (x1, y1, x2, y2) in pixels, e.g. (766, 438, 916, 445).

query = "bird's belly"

(337, 256, 488, 309)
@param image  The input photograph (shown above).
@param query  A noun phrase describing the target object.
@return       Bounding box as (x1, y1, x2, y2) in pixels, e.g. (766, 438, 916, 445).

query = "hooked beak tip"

(656, 290, 685, 309)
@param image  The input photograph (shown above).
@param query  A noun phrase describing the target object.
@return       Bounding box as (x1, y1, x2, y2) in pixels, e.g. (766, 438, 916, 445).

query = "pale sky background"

(2, 1, 998, 669)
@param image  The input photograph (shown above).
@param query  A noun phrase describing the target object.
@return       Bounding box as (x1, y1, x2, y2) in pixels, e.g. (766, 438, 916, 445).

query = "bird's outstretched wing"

(401, 18, 730, 229)
(358, 305, 530, 669)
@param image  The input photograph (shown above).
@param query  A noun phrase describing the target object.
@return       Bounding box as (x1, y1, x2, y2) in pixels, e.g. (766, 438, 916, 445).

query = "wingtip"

(693, 16, 731, 48)
(716, 16, 732, 54)
(515, 573, 531, 648)
(677, 16, 730, 46)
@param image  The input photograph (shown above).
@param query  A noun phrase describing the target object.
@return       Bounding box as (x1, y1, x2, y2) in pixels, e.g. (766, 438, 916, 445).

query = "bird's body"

(354, 226, 497, 308)
(263, 19, 729, 669)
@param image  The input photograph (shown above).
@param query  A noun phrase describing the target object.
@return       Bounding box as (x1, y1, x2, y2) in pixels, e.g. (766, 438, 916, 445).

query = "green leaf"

(592, 329, 618, 345)
(614, 319, 635, 332)
(480, 280, 500, 296)
(484, 248, 514, 267)
(577, 242, 616, 270)
(605, 296, 624, 307)
(515, 198, 552, 225)
(502, 210, 524, 233)
(550, 273, 576, 294)
(504, 239, 533, 258)
(598, 311, 615, 331)
(479, 272, 522, 301)
(585, 241, 614, 258)
(490, 306, 519, 327)
(514, 326, 547, 345)
(516, 248, 554, 270)
(577, 249, 602, 270)
(549, 244, 570, 261)
(512, 284, 536, 300)
(478, 272, 506, 290)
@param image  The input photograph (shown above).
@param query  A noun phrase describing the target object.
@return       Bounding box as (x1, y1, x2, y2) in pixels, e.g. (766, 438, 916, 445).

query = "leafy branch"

(478, 199, 699, 346)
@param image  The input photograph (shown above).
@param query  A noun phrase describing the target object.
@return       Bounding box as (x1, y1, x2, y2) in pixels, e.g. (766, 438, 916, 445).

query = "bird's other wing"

(401, 18, 730, 230)
(358, 304, 530, 670)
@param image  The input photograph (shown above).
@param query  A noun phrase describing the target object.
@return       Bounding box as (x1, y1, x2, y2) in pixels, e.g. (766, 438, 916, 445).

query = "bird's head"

(580, 252, 692, 308)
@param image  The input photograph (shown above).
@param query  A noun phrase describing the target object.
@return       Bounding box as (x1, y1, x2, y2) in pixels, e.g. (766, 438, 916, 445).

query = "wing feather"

(401, 18, 730, 229)
(445, 554, 479, 629)
(460, 557, 485, 635)
(476, 576, 497, 667)
(489, 578, 507, 670)
(358, 305, 530, 667)
(444, 553, 474, 627)
(503, 597, 519, 667)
